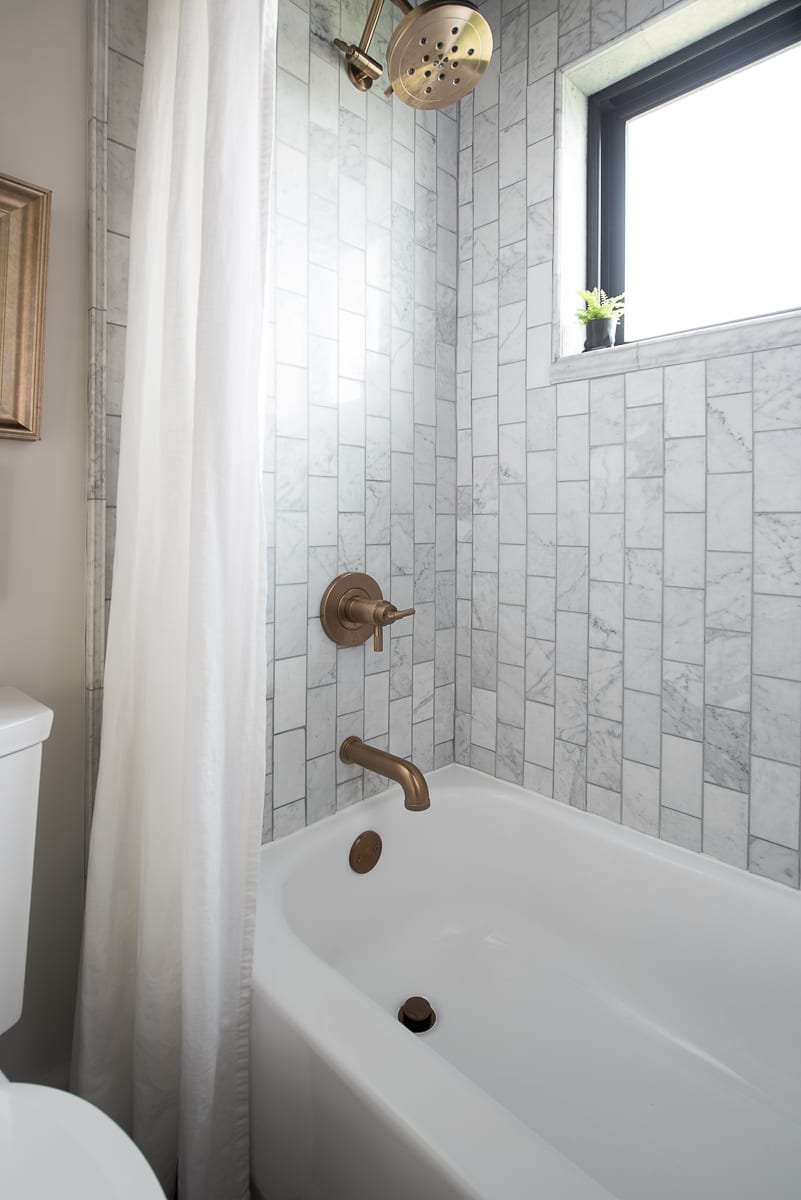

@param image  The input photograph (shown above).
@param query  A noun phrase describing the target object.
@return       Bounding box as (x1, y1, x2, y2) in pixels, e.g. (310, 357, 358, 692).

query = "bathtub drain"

(397, 995, 436, 1032)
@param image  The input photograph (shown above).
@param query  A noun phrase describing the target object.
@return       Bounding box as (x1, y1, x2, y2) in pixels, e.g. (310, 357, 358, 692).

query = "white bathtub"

(250, 765, 801, 1200)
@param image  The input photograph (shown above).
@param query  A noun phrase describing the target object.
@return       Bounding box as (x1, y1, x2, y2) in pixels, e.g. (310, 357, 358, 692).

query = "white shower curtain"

(73, 1, 276, 1196)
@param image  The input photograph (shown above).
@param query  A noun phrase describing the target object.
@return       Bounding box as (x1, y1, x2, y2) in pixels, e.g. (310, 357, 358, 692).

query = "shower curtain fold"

(73, 2, 276, 1196)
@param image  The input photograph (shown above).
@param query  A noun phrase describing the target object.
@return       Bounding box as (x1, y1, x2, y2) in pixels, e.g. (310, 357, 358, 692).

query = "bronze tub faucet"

(340, 737, 430, 812)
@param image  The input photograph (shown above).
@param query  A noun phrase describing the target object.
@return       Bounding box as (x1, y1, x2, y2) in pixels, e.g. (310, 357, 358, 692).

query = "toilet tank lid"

(0, 689, 54, 758)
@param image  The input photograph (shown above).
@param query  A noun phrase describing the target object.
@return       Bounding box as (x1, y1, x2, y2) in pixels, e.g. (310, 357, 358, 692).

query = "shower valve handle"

(320, 572, 415, 653)
(345, 597, 415, 652)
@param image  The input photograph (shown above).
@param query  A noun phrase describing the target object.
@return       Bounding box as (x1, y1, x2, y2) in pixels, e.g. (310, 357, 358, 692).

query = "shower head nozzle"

(333, 0, 492, 111)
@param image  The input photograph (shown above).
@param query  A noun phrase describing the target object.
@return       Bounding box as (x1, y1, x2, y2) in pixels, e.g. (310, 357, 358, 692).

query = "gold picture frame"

(0, 172, 51, 440)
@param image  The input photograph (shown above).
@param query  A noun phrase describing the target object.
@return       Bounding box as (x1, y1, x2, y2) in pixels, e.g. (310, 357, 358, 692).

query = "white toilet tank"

(0, 688, 53, 1037)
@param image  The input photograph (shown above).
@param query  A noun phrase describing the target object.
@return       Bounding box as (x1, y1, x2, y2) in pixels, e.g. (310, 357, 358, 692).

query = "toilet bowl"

(0, 688, 164, 1198)
(0, 1073, 164, 1197)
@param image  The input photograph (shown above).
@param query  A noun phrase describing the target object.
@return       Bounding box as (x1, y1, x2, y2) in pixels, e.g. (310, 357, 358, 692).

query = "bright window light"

(624, 42, 801, 342)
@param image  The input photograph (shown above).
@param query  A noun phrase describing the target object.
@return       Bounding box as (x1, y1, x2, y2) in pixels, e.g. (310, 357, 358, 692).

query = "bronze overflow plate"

(349, 830, 383, 874)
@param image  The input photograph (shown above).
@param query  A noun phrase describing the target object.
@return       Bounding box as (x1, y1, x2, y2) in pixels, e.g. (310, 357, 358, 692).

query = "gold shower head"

(334, 0, 492, 110)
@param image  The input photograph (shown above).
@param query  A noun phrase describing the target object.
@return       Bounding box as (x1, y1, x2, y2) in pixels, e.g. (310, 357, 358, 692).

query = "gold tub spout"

(340, 736, 430, 811)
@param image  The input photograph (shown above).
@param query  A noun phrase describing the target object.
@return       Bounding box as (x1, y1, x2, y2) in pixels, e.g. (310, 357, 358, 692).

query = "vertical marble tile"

(554, 740, 586, 808)
(751, 676, 801, 766)
(703, 783, 748, 869)
(705, 605, 752, 697)
(750, 756, 800, 849)
(661, 734, 702, 817)
(706, 393, 752, 474)
(753, 513, 801, 597)
(704, 706, 750, 791)
(753, 595, 801, 681)
(662, 661, 704, 741)
(622, 759, 660, 835)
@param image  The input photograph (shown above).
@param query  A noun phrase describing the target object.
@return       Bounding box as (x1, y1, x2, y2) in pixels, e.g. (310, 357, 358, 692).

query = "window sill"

(550, 309, 801, 384)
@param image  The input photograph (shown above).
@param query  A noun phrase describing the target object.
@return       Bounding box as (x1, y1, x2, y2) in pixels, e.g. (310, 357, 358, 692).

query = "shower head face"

(386, 0, 492, 110)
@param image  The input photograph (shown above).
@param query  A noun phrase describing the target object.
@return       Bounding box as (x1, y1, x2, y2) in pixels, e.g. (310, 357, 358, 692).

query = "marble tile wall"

(93, 0, 801, 890)
(262, 0, 459, 838)
(455, 0, 801, 888)
(87, 0, 147, 833)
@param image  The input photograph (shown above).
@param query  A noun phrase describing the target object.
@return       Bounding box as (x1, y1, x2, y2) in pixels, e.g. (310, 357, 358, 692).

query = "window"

(587, 1, 801, 344)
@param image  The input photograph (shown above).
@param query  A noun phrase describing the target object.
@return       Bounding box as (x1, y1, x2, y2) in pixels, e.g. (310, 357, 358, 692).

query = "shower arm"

(333, 0, 412, 92)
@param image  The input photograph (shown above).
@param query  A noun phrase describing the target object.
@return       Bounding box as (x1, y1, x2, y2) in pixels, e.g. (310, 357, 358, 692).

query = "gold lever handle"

(372, 604, 415, 652)
(320, 573, 415, 654)
(343, 596, 415, 652)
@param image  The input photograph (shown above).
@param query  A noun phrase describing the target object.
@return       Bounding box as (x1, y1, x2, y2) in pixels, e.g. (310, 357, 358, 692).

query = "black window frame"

(586, 0, 801, 345)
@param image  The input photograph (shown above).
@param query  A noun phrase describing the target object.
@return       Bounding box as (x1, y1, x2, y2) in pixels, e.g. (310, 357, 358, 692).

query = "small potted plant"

(576, 287, 625, 351)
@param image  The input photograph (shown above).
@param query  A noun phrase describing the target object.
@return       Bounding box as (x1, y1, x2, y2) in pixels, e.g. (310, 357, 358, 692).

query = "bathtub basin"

(250, 764, 801, 1200)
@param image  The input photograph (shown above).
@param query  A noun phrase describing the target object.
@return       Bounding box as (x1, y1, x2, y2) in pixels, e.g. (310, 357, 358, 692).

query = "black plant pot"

(583, 317, 618, 352)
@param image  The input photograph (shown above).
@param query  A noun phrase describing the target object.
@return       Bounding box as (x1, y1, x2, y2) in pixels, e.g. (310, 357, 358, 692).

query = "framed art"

(0, 172, 51, 439)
